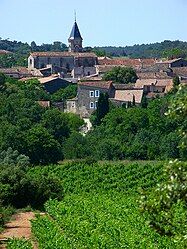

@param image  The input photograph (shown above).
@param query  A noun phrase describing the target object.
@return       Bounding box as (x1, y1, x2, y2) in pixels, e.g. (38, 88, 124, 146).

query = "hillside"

(4, 160, 183, 248)
(93, 40, 187, 58)
(0, 39, 187, 68)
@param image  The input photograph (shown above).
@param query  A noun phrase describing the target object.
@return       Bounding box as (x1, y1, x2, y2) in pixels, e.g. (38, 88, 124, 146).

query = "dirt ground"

(0, 212, 37, 249)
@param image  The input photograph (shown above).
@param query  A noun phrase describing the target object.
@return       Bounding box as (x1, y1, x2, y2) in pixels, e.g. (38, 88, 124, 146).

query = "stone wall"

(72, 66, 97, 78)
(77, 85, 110, 117)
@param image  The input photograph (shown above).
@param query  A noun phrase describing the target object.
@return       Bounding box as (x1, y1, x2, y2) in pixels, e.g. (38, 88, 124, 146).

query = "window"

(90, 91, 94, 97)
(95, 101, 98, 108)
(95, 90, 100, 97)
(90, 102, 94, 109)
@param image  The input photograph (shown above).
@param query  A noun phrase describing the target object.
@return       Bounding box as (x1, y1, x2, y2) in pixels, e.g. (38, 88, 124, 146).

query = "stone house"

(0, 67, 32, 79)
(156, 58, 187, 70)
(66, 81, 115, 118)
(106, 83, 143, 107)
(135, 78, 173, 94)
(38, 76, 71, 93)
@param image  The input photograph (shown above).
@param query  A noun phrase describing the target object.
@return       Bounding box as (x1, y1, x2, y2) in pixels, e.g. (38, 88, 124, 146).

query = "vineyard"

(4, 161, 186, 248)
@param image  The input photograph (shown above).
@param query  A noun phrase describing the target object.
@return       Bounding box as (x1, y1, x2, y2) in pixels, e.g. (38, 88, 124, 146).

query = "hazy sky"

(1, 0, 187, 47)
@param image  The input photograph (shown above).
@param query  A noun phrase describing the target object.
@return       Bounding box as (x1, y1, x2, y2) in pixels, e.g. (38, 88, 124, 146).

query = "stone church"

(28, 20, 98, 78)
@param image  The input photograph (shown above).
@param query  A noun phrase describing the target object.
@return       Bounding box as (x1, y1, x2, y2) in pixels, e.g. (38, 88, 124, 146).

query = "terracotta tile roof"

(30, 52, 97, 58)
(113, 83, 136, 90)
(114, 89, 143, 104)
(97, 65, 117, 73)
(135, 79, 157, 87)
(137, 71, 171, 79)
(135, 78, 173, 88)
(156, 58, 182, 64)
(0, 67, 31, 75)
(172, 67, 187, 77)
(38, 76, 61, 84)
(0, 50, 12, 55)
(147, 92, 165, 98)
(78, 81, 113, 89)
(19, 77, 39, 82)
(155, 79, 173, 87)
(98, 58, 156, 69)
(38, 101, 50, 108)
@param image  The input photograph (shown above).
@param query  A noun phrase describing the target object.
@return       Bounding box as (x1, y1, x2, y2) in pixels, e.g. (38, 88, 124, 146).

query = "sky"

(0, 0, 187, 47)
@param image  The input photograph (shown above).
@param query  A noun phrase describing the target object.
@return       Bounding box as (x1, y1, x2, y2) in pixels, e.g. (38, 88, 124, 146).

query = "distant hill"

(0, 38, 187, 68)
(92, 40, 187, 58)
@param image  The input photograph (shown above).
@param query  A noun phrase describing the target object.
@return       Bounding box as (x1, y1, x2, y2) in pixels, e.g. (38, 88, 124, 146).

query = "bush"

(63, 132, 90, 159)
(0, 147, 30, 168)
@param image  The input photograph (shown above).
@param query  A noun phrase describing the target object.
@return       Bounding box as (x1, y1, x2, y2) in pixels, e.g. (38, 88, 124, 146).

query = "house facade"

(66, 81, 115, 118)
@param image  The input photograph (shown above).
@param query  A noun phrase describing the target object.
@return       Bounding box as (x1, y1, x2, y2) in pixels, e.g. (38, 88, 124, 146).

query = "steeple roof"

(69, 21, 83, 40)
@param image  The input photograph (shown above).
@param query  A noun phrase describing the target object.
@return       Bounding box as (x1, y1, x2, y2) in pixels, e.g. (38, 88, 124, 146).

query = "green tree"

(91, 93, 109, 126)
(51, 84, 77, 102)
(102, 66, 138, 84)
(41, 109, 70, 143)
(24, 125, 62, 164)
(63, 132, 90, 159)
(0, 73, 6, 91)
(140, 85, 187, 243)
(172, 76, 180, 93)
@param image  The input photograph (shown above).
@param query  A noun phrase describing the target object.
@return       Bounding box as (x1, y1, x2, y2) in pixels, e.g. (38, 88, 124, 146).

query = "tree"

(41, 109, 70, 143)
(172, 76, 180, 92)
(51, 84, 77, 102)
(63, 132, 90, 159)
(140, 85, 187, 244)
(162, 48, 186, 59)
(31, 41, 37, 52)
(91, 93, 109, 126)
(102, 66, 138, 84)
(0, 73, 6, 91)
(23, 125, 63, 164)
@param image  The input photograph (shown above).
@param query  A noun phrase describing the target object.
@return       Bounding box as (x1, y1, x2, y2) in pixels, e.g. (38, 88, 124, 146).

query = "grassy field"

(9, 161, 185, 248)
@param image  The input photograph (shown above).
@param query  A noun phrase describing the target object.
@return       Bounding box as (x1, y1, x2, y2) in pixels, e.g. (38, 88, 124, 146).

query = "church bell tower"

(68, 14, 83, 52)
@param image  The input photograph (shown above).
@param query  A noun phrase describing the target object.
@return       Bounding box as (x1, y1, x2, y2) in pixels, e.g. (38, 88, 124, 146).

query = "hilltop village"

(0, 16, 187, 248)
(0, 20, 187, 121)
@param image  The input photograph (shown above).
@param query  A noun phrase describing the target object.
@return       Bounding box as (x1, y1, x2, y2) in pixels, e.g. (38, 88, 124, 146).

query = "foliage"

(15, 79, 50, 101)
(41, 109, 70, 143)
(162, 48, 186, 59)
(7, 238, 33, 249)
(51, 84, 77, 102)
(31, 214, 67, 249)
(0, 147, 30, 167)
(23, 125, 63, 164)
(102, 66, 138, 83)
(0, 72, 6, 91)
(30, 161, 182, 248)
(0, 38, 67, 68)
(86, 92, 184, 161)
(0, 76, 84, 165)
(91, 92, 109, 126)
(65, 113, 84, 132)
(0, 163, 63, 208)
(0, 205, 15, 232)
(172, 76, 180, 93)
(63, 132, 90, 159)
(94, 40, 187, 58)
(140, 85, 187, 243)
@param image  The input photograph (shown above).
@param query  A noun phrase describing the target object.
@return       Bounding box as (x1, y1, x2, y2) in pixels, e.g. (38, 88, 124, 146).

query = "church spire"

(74, 10, 76, 22)
(68, 15, 83, 52)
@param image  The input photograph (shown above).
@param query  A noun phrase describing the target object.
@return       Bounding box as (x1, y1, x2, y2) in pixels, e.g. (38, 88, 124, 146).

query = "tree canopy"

(102, 66, 138, 84)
